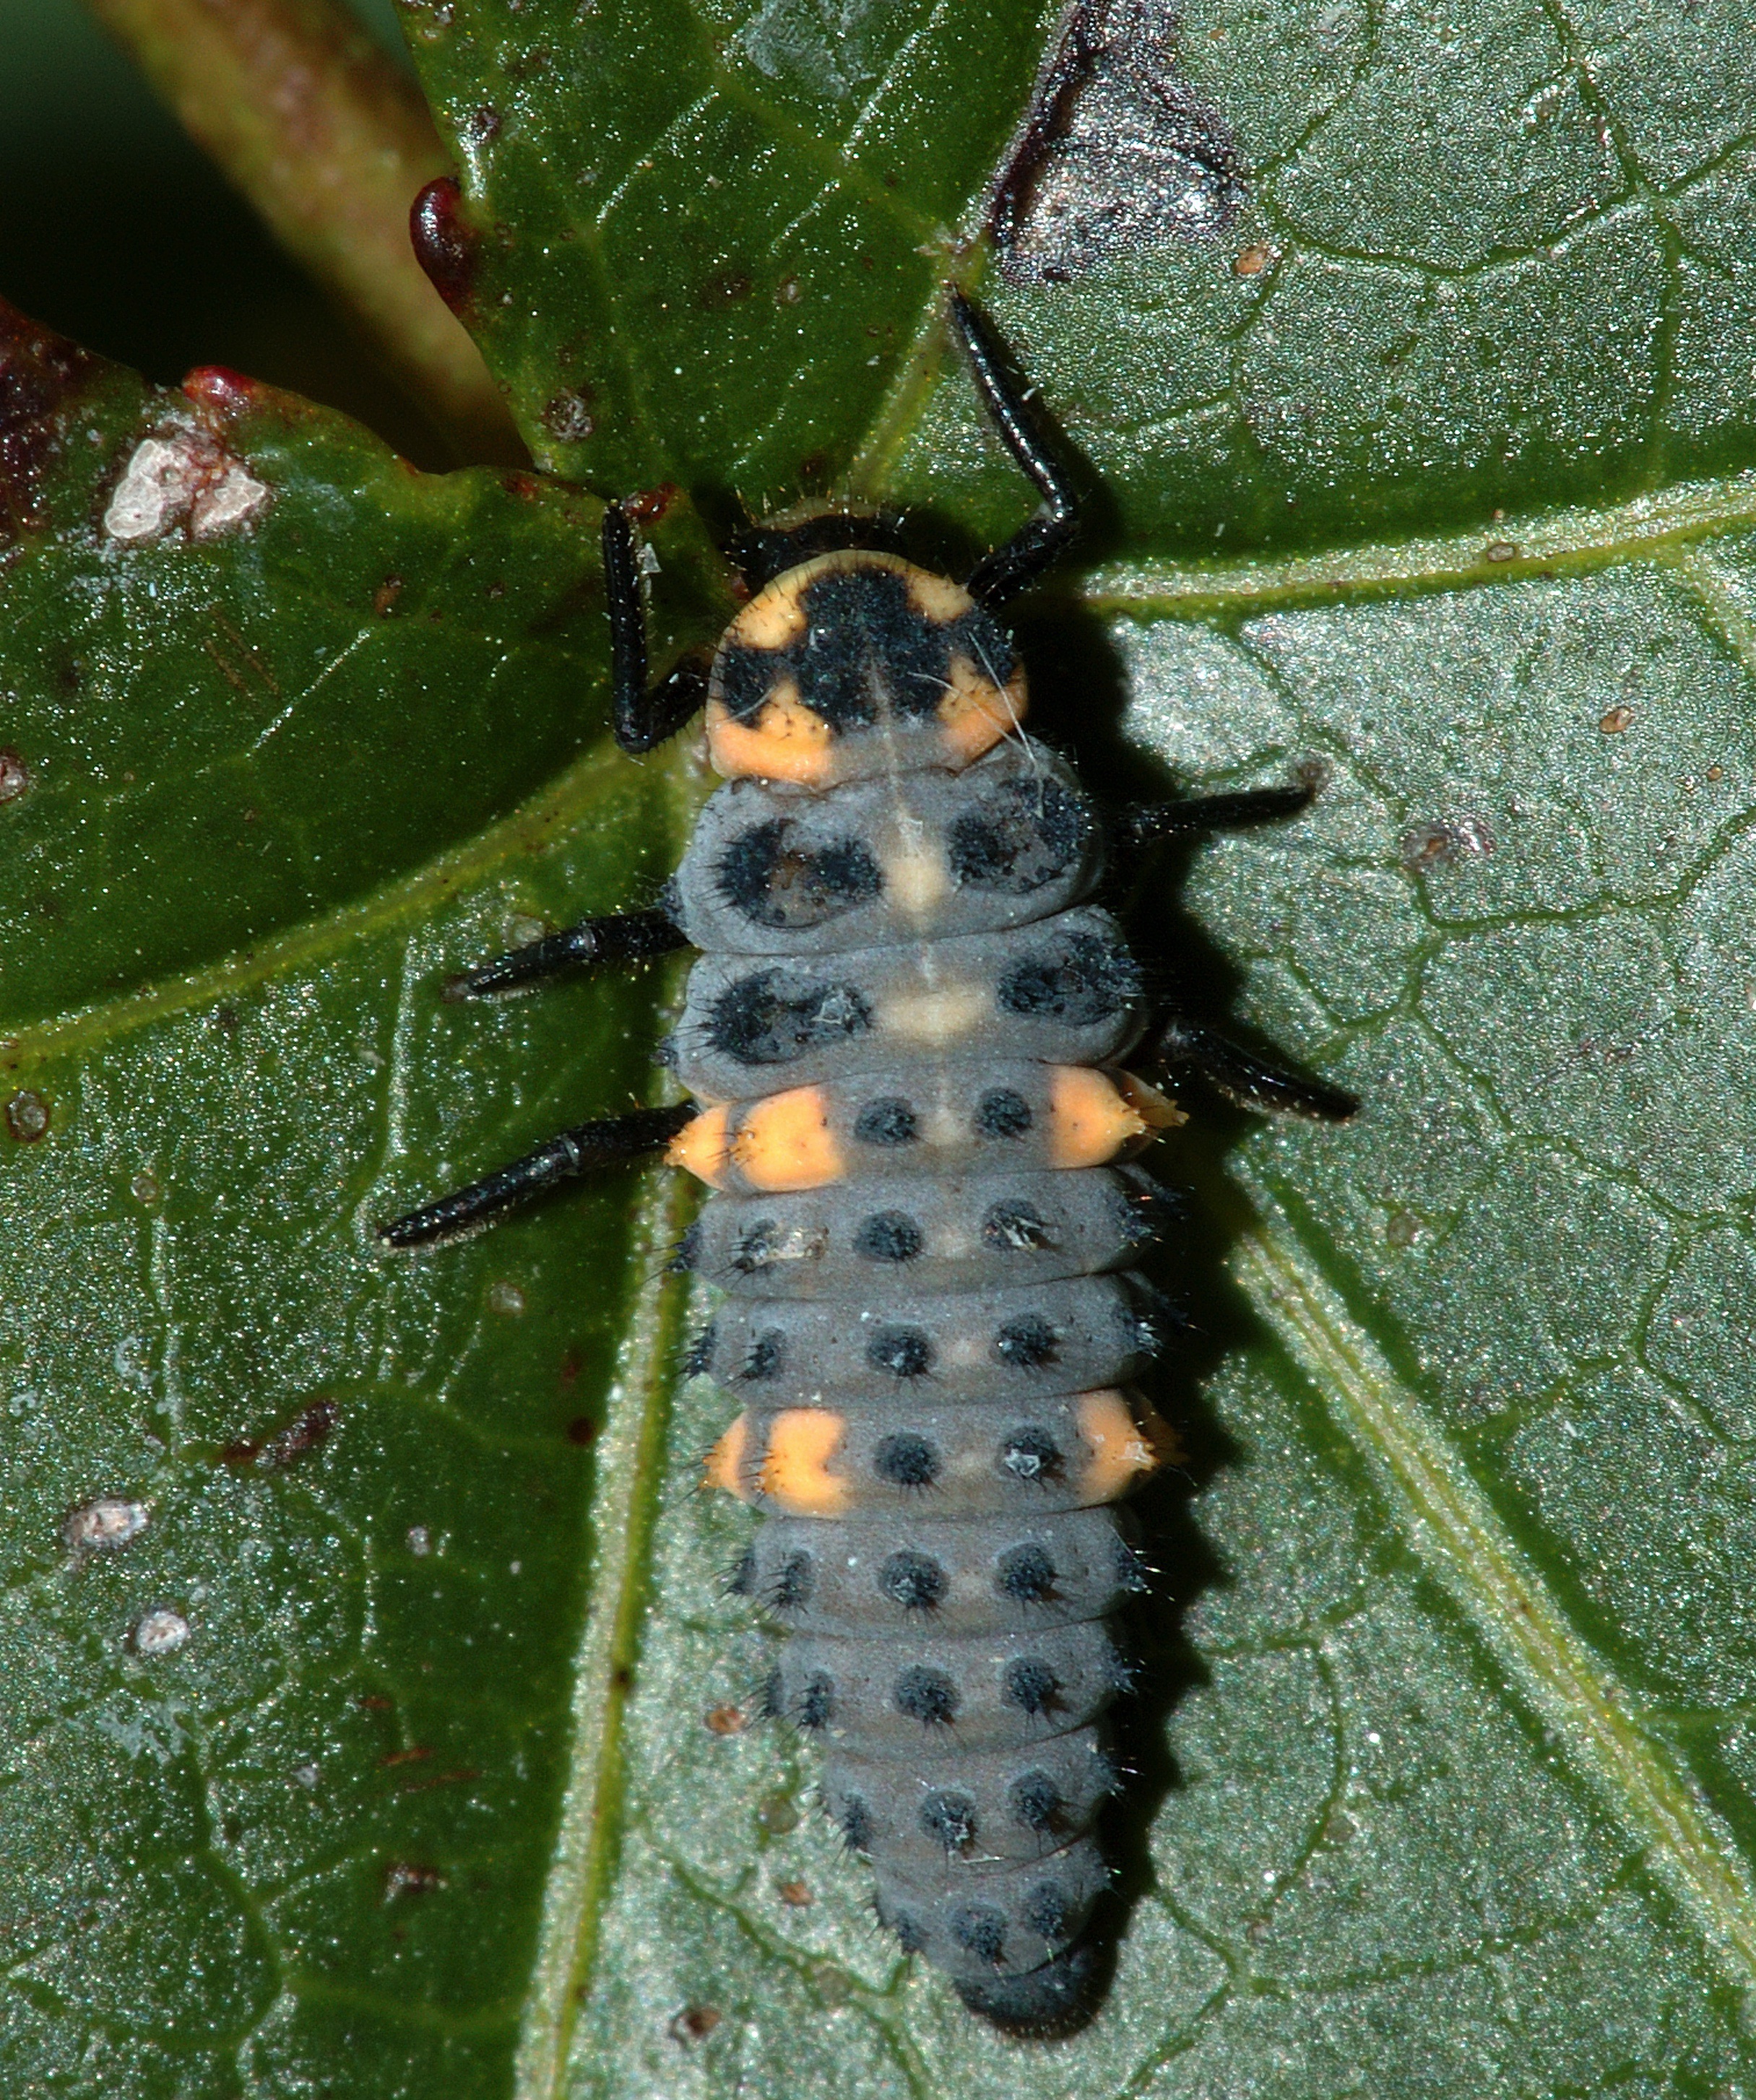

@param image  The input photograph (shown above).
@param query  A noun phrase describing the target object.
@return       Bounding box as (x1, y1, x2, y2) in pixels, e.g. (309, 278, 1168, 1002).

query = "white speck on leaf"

(64, 1497, 150, 1553)
(103, 425, 271, 543)
(132, 1608, 189, 1657)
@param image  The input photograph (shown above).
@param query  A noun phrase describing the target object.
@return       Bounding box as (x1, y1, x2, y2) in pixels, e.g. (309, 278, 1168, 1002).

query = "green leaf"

(8, 1, 1756, 2094)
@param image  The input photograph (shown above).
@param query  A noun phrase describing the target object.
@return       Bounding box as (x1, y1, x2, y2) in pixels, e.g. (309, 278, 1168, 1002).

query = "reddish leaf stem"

(82, 0, 524, 464)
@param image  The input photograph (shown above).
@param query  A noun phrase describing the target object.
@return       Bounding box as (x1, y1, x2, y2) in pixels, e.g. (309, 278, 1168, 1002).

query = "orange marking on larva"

(1076, 1389, 1164, 1502)
(758, 1408, 849, 1515)
(1044, 1067, 1149, 1168)
(1114, 1070, 1187, 1132)
(937, 655, 1029, 768)
(904, 566, 976, 624)
(705, 1413, 752, 1501)
(729, 1088, 843, 1191)
(667, 1103, 732, 1189)
(726, 577, 810, 650)
(706, 681, 834, 785)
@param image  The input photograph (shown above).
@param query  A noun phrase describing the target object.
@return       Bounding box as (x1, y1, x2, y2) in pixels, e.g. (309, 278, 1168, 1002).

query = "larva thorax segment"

(701, 550, 1029, 789)
(678, 544, 1172, 2015)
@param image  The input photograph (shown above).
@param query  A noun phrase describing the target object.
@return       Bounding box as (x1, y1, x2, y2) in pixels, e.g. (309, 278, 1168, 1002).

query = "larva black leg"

(376, 1102, 693, 1249)
(948, 290, 1082, 609)
(1154, 1015, 1358, 1122)
(444, 907, 690, 1002)
(1121, 778, 1318, 848)
(605, 503, 712, 755)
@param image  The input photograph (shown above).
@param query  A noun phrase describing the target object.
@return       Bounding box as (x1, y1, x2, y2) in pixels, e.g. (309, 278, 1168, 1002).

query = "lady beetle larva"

(381, 292, 1354, 2036)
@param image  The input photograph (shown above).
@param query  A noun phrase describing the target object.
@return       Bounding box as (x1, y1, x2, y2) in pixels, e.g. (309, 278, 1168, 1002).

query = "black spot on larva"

(891, 1907, 929, 1954)
(796, 1672, 834, 1729)
(1003, 1657, 1060, 1717)
(725, 1549, 756, 1597)
(878, 1549, 946, 1610)
(951, 1905, 1008, 1965)
(683, 1322, 717, 1376)
(838, 1795, 873, 1853)
(993, 1314, 1060, 1370)
(920, 1790, 977, 1851)
(715, 818, 883, 929)
(975, 1088, 1031, 1138)
(706, 967, 872, 1066)
(996, 1543, 1058, 1603)
(1010, 1771, 1065, 1832)
(948, 776, 1089, 894)
(894, 1664, 958, 1724)
(998, 931, 1139, 1025)
(1114, 1535, 1151, 1594)
(867, 1326, 933, 1378)
(873, 1432, 940, 1488)
(730, 1220, 779, 1274)
(855, 1095, 917, 1146)
(770, 1550, 814, 1610)
(1025, 1882, 1073, 1945)
(852, 1210, 922, 1263)
(740, 1329, 785, 1381)
(1000, 1428, 1064, 1483)
(982, 1199, 1057, 1253)
(667, 1222, 700, 1275)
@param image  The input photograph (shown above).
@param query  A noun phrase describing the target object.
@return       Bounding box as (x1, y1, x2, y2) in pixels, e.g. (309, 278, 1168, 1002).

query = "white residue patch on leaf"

(131, 1608, 190, 1657)
(63, 1496, 150, 1553)
(103, 422, 271, 544)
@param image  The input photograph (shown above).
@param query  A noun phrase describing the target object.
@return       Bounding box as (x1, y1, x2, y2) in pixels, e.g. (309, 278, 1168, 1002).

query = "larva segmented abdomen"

(667, 732, 1174, 2023)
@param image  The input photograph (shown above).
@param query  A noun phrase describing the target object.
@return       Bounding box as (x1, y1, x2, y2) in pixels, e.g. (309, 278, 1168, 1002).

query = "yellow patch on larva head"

(706, 679, 835, 786)
(730, 1088, 844, 1192)
(904, 566, 977, 625)
(937, 654, 1029, 768)
(1044, 1067, 1148, 1167)
(758, 1408, 849, 1515)
(704, 1413, 752, 1501)
(726, 576, 811, 651)
(667, 1103, 732, 1189)
(1074, 1389, 1167, 1502)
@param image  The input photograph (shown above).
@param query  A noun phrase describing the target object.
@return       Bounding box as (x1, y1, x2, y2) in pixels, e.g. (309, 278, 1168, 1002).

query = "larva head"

(705, 550, 1029, 786)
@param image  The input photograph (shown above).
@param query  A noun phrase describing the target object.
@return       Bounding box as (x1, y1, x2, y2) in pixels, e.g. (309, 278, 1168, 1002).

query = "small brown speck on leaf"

(1234, 242, 1277, 276)
(705, 1704, 747, 1735)
(1484, 540, 1519, 562)
(777, 1880, 812, 1907)
(1599, 706, 1635, 734)
(670, 2005, 722, 2044)
(0, 749, 30, 802)
(373, 577, 404, 616)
